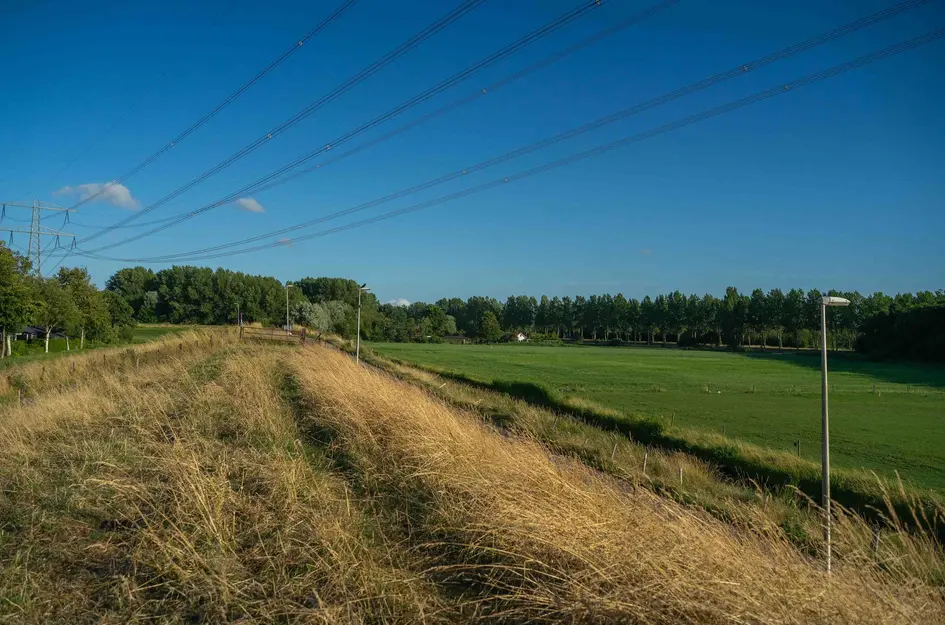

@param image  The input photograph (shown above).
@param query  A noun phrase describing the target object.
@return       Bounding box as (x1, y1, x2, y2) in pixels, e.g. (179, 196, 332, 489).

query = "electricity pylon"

(0, 200, 76, 277)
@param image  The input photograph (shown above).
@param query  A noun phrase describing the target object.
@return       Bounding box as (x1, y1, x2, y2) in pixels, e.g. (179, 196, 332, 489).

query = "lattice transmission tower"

(0, 200, 76, 276)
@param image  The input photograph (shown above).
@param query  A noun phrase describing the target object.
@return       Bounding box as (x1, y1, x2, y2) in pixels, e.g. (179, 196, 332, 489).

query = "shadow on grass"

(743, 350, 945, 389)
(433, 368, 945, 544)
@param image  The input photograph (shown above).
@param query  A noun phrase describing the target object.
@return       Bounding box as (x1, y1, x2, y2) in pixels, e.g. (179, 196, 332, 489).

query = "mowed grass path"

(371, 343, 945, 492)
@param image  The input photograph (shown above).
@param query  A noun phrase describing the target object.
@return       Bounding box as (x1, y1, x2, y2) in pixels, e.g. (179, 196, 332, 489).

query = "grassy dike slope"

(1, 337, 942, 623)
(0, 340, 444, 623)
(288, 343, 945, 623)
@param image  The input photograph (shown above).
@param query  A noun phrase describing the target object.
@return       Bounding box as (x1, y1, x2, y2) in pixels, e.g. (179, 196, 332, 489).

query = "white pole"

(356, 287, 362, 363)
(285, 284, 292, 335)
(820, 301, 831, 574)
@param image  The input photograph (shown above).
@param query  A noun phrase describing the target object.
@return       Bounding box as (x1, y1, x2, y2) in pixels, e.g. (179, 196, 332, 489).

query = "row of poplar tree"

(393, 289, 945, 361)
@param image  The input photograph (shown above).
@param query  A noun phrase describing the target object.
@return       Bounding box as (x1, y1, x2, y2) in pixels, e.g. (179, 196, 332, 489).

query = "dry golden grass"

(0, 343, 448, 623)
(3, 337, 942, 623)
(356, 346, 945, 581)
(288, 343, 945, 623)
(0, 327, 235, 398)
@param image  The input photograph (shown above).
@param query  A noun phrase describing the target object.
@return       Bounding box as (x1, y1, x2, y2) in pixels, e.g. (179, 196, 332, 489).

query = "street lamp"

(285, 283, 294, 335)
(356, 283, 370, 363)
(820, 295, 850, 573)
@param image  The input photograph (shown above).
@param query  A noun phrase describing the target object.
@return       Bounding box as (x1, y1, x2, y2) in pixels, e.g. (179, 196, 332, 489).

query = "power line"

(74, 0, 650, 255)
(78, 0, 935, 263)
(69, 214, 189, 229)
(250, 0, 684, 197)
(77, 26, 945, 264)
(67, 0, 361, 211)
(74, 0, 489, 246)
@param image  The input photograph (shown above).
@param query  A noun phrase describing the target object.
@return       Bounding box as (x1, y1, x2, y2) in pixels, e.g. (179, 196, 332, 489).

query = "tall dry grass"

(0, 344, 449, 623)
(359, 346, 945, 583)
(289, 343, 945, 623)
(0, 327, 236, 398)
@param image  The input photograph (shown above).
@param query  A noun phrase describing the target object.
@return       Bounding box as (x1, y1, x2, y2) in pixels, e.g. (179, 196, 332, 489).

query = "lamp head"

(822, 296, 850, 307)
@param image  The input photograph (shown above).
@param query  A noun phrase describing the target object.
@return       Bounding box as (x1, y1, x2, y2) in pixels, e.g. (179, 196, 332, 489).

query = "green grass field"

(371, 343, 945, 492)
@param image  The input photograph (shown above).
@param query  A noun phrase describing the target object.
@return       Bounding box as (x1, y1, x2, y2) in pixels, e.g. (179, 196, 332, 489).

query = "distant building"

(15, 326, 66, 341)
(441, 335, 469, 344)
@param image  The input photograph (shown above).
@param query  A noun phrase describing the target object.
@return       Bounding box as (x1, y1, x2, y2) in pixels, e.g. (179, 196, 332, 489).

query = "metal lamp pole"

(820, 295, 850, 573)
(285, 283, 294, 335)
(357, 283, 370, 363)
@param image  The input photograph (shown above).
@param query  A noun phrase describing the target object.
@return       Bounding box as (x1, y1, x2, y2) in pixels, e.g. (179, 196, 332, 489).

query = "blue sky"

(2, 0, 943, 304)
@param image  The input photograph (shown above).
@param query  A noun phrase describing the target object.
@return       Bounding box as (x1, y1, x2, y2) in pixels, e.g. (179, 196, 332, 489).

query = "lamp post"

(357, 283, 370, 363)
(820, 295, 850, 573)
(285, 283, 294, 335)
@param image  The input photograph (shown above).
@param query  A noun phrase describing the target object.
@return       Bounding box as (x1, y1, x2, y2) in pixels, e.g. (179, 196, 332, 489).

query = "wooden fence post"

(642, 451, 648, 477)
(679, 466, 683, 486)
(239, 326, 244, 341)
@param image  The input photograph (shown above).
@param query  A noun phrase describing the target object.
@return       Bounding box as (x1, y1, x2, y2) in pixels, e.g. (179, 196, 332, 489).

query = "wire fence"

(239, 326, 309, 345)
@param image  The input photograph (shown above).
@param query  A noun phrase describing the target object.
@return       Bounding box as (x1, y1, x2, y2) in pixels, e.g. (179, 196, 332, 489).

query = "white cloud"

(386, 298, 410, 307)
(55, 181, 139, 209)
(235, 197, 265, 213)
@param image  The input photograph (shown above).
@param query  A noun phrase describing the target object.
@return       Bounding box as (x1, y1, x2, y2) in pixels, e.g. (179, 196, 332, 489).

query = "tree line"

(426, 289, 944, 355)
(102, 264, 944, 360)
(105, 267, 382, 338)
(0, 243, 135, 356)
(7, 249, 939, 362)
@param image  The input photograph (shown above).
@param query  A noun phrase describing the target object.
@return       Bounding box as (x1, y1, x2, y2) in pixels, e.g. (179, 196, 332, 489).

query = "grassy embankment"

(286, 343, 945, 622)
(0, 324, 193, 372)
(368, 343, 945, 536)
(1, 336, 943, 621)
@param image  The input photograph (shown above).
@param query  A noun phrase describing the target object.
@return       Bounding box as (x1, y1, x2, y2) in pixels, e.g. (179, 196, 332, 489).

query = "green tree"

(33, 278, 79, 353)
(612, 293, 628, 341)
(479, 311, 502, 342)
(767, 288, 785, 348)
(783, 288, 806, 349)
(58, 267, 111, 348)
(105, 266, 156, 319)
(103, 291, 136, 342)
(748, 288, 768, 349)
(667, 291, 686, 344)
(640, 296, 655, 344)
(293, 301, 330, 332)
(535, 295, 551, 333)
(0, 243, 35, 357)
(721, 287, 748, 349)
(654, 294, 670, 346)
